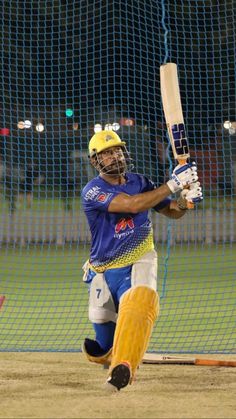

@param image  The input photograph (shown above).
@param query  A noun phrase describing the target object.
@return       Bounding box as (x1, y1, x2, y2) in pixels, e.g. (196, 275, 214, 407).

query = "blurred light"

(71, 150, 80, 159)
(120, 118, 135, 126)
(24, 120, 32, 128)
(66, 108, 73, 117)
(223, 120, 231, 129)
(104, 123, 113, 131)
(94, 124, 102, 133)
(229, 127, 236, 135)
(0, 128, 10, 136)
(35, 123, 44, 132)
(112, 122, 120, 131)
(17, 121, 25, 129)
(73, 122, 79, 131)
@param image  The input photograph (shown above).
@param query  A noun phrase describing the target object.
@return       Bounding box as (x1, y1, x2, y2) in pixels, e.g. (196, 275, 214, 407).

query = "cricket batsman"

(81, 130, 202, 391)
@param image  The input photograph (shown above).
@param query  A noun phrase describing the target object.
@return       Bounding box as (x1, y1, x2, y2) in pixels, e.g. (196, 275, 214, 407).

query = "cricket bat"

(142, 353, 236, 367)
(104, 353, 236, 370)
(160, 62, 194, 209)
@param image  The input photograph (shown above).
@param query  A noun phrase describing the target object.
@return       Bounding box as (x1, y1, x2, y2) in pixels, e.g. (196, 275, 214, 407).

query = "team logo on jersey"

(97, 192, 110, 202)
(115, 216, 134, 234)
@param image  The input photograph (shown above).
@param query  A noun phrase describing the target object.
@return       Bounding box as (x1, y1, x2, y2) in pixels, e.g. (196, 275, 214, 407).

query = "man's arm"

(108, 184, 172, 213)
(158, 200, 187, 219)
(108, 163, 199, 214)
(158, 181, 203, 219)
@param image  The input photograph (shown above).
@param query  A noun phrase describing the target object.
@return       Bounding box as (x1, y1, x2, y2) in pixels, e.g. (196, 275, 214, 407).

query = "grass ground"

(0, 244, 235, 353)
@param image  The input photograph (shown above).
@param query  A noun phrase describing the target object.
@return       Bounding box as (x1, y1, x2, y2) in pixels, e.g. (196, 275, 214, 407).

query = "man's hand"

(167, 162, 199, 193)
(177, 182, 203, 209)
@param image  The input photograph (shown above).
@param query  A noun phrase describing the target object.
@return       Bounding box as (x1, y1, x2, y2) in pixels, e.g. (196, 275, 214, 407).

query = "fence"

(0, 207, 235, 246)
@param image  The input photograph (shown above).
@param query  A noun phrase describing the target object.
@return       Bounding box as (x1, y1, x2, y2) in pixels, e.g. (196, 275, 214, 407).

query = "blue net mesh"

(0, 0, 235, 353)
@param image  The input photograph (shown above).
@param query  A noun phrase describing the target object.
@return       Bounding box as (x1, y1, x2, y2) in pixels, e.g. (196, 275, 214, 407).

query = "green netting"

(0, 0, 235, 353)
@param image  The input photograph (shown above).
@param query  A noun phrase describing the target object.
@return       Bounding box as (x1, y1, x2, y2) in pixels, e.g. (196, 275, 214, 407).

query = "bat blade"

(160, 62, 194, 209)
(160, 62, 190, 161)
(142, 353, 195, 365)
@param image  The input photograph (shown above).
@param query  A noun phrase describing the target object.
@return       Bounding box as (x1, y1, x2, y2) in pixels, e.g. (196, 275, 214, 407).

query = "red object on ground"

(0, 296, 6, 309)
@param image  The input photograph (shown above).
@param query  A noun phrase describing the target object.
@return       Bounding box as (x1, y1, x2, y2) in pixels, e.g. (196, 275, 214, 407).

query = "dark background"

(0, 0, 235, 190)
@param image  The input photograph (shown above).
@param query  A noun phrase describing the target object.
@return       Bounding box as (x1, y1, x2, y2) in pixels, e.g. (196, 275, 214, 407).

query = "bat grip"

(178, 159, 194, 209)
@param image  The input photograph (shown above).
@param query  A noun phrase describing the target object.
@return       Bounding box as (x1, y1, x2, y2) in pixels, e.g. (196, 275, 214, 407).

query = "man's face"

(96, 146, 126, 175)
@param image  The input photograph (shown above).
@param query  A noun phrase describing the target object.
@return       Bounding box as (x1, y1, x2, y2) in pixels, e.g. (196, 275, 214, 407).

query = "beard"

(99, 158, 127, 175)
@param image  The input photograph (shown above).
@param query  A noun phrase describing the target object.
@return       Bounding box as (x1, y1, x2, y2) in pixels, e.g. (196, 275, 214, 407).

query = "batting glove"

(167, 162, 199, 193)
(177, 182, 203, 209)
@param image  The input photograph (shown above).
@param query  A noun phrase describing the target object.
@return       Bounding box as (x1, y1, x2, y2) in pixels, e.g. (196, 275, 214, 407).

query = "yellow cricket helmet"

(88, 130, 126, 157)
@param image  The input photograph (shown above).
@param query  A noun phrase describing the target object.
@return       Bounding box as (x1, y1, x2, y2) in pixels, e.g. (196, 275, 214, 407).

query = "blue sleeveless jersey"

(81, 173, 170, 272)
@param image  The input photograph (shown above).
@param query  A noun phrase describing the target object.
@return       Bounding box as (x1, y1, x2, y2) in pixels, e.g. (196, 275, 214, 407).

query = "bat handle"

(178, 159, 194, 209)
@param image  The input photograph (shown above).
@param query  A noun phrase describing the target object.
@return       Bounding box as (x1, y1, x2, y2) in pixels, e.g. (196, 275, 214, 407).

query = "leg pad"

(109, 286, 159, 379)
(82, 338, 112, 366)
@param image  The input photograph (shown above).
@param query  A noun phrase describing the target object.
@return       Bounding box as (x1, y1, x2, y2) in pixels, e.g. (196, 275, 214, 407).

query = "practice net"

(0, 0, 235, 353)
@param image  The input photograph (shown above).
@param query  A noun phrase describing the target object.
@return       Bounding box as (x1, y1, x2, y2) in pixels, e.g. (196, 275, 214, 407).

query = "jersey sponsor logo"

(84, 186, 101, 201)
(115, 216, 134, 234)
